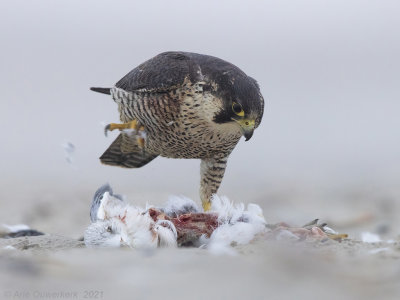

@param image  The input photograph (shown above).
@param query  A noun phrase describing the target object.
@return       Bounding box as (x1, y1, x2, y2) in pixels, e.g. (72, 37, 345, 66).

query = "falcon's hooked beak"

(233, 119, 256, 141)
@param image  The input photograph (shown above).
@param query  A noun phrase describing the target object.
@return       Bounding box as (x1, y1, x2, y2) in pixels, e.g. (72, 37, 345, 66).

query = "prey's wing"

(90, 183, 123, 223)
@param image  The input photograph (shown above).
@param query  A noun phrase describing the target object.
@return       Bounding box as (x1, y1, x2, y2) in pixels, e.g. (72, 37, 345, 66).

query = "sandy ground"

(1, 185, 400, 300)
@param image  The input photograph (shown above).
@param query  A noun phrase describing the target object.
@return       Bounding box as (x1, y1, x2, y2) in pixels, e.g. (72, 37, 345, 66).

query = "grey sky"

(1, 0, 399, 198)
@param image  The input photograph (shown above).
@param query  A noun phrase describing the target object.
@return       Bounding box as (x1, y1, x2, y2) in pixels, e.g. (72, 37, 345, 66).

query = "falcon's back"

(115, 52, 256, 97)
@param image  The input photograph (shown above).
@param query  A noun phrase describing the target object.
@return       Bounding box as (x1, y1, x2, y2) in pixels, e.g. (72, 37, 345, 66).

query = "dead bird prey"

(84, 185, 347, 250)
(90, 52, 264, 211)
(84, 184, 266, 249)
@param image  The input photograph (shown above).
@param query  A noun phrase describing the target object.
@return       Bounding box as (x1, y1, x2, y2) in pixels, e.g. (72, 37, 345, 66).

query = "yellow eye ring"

(232, 102, 244, 117)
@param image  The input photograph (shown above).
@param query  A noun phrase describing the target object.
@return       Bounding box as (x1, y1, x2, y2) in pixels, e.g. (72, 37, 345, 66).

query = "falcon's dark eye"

(99, 195, 103, 200)
(232, 102, 244, 116)
(106, 226, 112, 233)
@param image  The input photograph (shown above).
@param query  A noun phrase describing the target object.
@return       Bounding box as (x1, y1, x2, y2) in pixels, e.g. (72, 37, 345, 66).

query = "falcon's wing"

(100, 133, 158, 168)
(93, 51, 250, 95)
(115, 52, 204, 93)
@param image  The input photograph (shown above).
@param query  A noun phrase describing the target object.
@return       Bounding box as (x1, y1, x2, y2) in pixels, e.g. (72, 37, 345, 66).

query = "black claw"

(104, 124, 110, 137)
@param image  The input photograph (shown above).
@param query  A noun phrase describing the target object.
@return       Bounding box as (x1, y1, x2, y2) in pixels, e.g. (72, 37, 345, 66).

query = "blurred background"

(0, 0, 399, 236)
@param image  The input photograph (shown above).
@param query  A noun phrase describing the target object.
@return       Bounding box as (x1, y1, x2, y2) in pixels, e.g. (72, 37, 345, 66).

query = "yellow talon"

(104, 120, 147, 155)
(104, 120, 139, 136)
(137, 137, 145, 152)
(136, 125, 146, 154)
(202, 201, 212, 212)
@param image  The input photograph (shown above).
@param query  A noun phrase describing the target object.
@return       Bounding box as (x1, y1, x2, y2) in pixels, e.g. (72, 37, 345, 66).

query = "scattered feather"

(2, 245, 16, 251)
(322, 226, 338, 235)
(62, 141, 75, 164)
(368, 248, 389, 254)
(3, 224, 30, 232)
(361, 232, 382, 243)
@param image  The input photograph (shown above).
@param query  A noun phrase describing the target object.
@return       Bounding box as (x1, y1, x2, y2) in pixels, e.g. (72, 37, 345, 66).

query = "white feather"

(204, 195, 266, 254)
(322, 226, 338, 235)
(368, 247, 389, 254)
(85, 191, 267, 252)
(97, 192, 129, 221)
(211, 195, 245, 223)
(2, 224, 30, 233)
(155, 220, 178, 247)
(361, 232, 381, 243)
(3, 245, 17, 251)
(123, 207, 158, 249)
(163, 195, 200, 216)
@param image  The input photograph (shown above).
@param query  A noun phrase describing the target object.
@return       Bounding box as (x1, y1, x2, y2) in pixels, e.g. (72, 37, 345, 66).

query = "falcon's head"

(208, 70, 264, 141)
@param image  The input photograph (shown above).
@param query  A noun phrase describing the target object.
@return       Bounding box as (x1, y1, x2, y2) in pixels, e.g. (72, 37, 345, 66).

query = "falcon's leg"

(200, 156, 228, 211)
(104, 120, 146, 152)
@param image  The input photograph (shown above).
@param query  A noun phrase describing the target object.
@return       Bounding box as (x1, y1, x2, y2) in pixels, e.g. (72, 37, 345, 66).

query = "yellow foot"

(104, 120, 147, 153)
(202, 201, 212, 212)
(104, 120, 139, 136)
(137, 125, 146, 150)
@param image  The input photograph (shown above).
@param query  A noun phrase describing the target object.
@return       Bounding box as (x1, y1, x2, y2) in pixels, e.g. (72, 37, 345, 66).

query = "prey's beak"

(233, 119, 256, 141)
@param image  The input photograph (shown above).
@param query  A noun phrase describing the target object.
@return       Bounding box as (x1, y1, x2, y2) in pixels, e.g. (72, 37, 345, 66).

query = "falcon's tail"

(90, 87, 111, 95)
(100, 134, 158, 168)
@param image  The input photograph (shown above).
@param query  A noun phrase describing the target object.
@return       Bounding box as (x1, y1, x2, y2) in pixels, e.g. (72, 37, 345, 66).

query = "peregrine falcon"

(91, 51, 264, 211)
